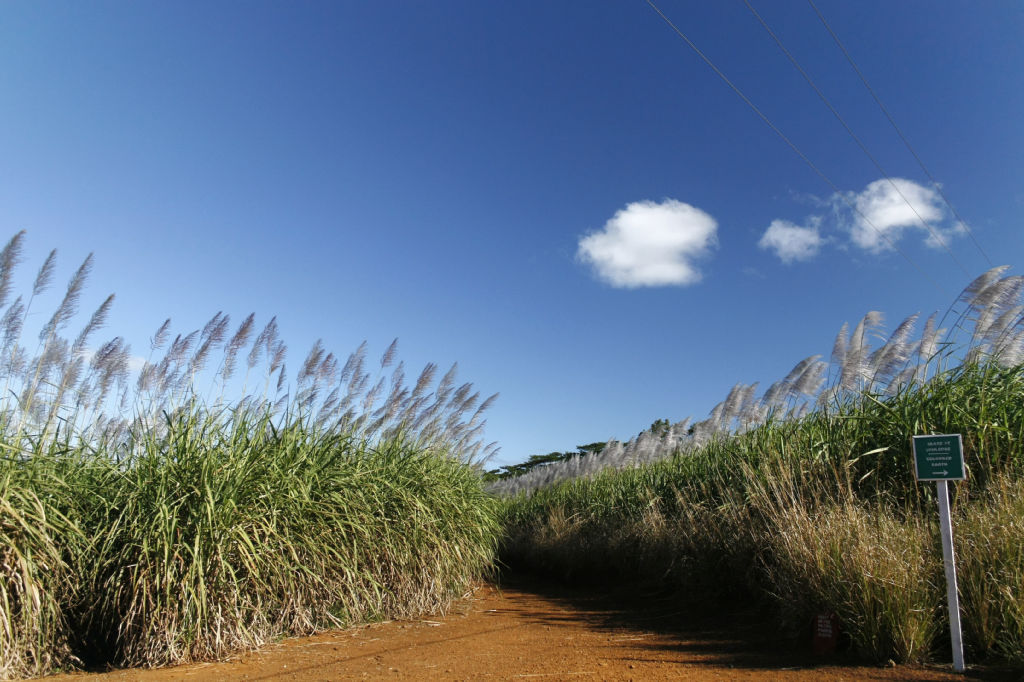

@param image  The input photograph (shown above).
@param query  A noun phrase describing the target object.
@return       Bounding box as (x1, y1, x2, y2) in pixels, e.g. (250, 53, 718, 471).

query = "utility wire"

(643, 0, 946, 293)
(806, 0, 993, 267)
(743, 0, 972, 279)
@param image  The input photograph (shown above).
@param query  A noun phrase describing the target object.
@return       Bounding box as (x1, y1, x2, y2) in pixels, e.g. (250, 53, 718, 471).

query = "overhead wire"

(642, 0, 947, 293)
(806, 0, 993, 267)
(742, 0, 973, 279)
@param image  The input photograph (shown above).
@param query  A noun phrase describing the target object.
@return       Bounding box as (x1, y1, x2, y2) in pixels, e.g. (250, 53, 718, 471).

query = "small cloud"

(126, 355, 148, 373)
(742, 266, 767, 279)
(847, 178, 946, 253)
(577, 199, 717, 287)
(924, 220, 967, 249)
(78, 348, 148, 373)
(758, 219, 823, 264)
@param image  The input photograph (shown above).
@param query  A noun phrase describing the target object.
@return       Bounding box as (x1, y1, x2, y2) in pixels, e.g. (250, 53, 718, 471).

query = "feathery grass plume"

(361, 375, 386, 415)
(33, 250, 57, 297)
(39, 253, 93, 343)
(0, 296, 24, 345)
(778, 356, 818, 401)
(949, 265, 1013, 345)
(154, 335, 183, 388)
(73, 294, 115, 356)
(917, 313, 940, 363)
(247, 316, 277, 371)
(159, 330, 197, 391)
(268, 339, 286, 377)
(150, 318, 172, 352)
(315, 351, 337, 385)
(380, 361, 405, 410)
(187, 312, 229, 381)
(3, 346, 27, 388)
(760, 379, 788, 411)
(91, 337, 131, 410)
(17, 254, 92, 432)
(168, 331, 198, 366)
(972, 274, 1022, 314)
(137, 319, 173, 396)
(316, 386, 341, 424)
(838, 311, 882, 392)
(986, 304, 1023, 349)
(339, 341, 366, 383)
(452, 381, 473, 409)
(219, 313, 254, 384)
(465, 392, 499, 436)
(781, 355, 816, 387)
(308, 352, 339, 421)
(297, 340, 326, 410)
(720, 384, 745, 430)
(436, 363, 457, 403)
(792, 358, 826, 399)
(275, 361, 287, 395)
(0, 231, 25, 311)
(736, 383, 761, 429)
(958, 265, 1011, 321)
(869, 313, 918, 386)
(830, 321, 849, 368)
(411, 362, 437, 402)
(44, 344, 89, 432)
(380, 337, 398, 369)
(0, 297, 26, 369)
(995, 329, 1024, 367)
(341, 342, 369, 405)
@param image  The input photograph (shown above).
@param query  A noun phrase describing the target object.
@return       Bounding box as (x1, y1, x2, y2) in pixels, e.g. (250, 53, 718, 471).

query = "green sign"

(912, 434, 965, 481)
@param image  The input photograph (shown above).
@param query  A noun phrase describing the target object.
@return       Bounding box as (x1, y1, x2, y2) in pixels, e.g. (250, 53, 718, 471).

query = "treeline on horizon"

(485, 420, 677, 481)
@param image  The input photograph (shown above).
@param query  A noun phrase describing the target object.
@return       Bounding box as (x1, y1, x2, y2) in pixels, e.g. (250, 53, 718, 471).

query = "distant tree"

(648, 418, 670, 436)
(484, 441, 608, 480)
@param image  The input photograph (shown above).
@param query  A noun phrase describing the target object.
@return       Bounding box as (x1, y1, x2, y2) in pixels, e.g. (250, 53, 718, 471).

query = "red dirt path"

(48, 579, 1013, 681)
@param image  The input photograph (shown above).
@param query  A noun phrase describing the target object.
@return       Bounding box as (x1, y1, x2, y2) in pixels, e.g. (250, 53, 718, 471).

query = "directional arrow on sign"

(936, 470, 948, 476)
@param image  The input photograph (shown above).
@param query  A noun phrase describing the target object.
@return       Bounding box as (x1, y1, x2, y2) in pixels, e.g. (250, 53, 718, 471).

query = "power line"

(742, 0, 972, 279)
(642, 0, 946, 293)
(806, 0, 993, 267)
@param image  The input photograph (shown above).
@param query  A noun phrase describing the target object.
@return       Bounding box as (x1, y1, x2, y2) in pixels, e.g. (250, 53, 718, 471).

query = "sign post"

(912, 434, 966, 673)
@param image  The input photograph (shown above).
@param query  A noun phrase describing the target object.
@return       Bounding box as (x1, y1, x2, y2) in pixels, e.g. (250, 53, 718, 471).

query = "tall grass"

(0, 231, 500, 678)
(956, 474, 1024, 661)
(72, 408, 498, 667)
(0, 456, 80, 677)
(499, 266, 1024, 666)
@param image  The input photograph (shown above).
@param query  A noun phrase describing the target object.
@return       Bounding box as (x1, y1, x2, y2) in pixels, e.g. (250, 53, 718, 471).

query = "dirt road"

(49, 579, 1010, 681)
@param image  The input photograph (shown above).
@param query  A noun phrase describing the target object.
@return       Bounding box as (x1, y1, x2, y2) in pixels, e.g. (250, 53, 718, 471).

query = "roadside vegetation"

(0, 232, 500, 679)
(6, 226, 1022, 677)
(497, 266, 1024, 667)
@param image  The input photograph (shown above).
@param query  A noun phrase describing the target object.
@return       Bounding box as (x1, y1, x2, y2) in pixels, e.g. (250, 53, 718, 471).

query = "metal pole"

(936, 479, 965, 672)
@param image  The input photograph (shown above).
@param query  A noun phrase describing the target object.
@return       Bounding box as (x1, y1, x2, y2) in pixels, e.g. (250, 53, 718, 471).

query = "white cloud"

(577, 199, 717, 287)
(848, 178, 946, 252)
(924, 220, 968, 249)
(77, 348, 149, 373)
(758, 219, 823, 264)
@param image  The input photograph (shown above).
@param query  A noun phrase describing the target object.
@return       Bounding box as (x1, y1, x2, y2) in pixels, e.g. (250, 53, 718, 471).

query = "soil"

(48, 578, 1017, 681)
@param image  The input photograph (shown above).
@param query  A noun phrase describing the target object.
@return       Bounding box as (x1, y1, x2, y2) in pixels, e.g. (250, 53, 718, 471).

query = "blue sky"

(1, 1, 1021, 467)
